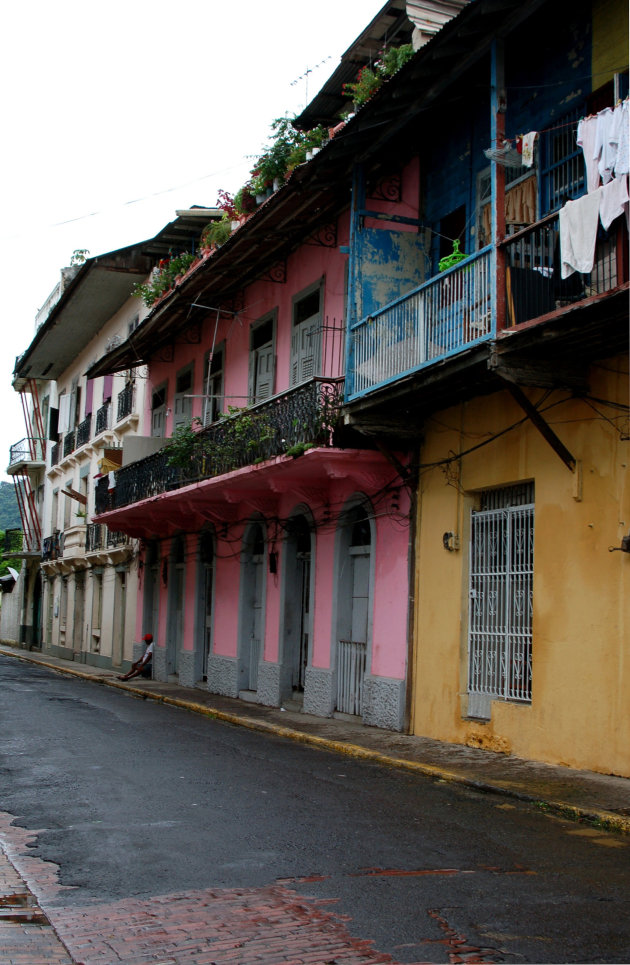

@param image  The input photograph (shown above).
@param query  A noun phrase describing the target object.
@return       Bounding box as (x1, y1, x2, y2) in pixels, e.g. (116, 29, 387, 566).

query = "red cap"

(143, 633, 153, 642)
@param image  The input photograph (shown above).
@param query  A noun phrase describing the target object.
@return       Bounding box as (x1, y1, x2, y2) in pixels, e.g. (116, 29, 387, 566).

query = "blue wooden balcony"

(346, 247, 494, 401)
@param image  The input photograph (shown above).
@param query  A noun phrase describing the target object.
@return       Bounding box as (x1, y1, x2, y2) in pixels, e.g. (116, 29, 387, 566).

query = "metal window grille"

(468, 484, 534, 717)
(539, 107, 585, 215)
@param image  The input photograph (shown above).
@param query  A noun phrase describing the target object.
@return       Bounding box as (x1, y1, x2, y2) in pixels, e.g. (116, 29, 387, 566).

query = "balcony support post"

(346, 163, 366, 397)
(491, 38, 506, 335)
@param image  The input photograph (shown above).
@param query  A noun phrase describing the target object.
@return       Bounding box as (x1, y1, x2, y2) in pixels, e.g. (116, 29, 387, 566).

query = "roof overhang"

(85, 0, 547, 381)
(15, 207, 221, 384)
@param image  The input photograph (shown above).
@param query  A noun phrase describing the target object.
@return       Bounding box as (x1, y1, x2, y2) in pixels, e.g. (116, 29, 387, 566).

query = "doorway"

(282, 514, 312, 700)
(239, 522, 266, 693)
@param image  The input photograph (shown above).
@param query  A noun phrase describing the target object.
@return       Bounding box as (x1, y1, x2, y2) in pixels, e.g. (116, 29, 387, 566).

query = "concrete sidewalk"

(2, 644, 629, 835)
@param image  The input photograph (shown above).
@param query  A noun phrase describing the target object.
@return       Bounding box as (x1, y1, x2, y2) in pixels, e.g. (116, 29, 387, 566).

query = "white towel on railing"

(559, 189, 602, 278)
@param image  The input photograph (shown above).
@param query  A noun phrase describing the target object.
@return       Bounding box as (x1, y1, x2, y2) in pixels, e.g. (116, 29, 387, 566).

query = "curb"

(4, 649, 630, 835)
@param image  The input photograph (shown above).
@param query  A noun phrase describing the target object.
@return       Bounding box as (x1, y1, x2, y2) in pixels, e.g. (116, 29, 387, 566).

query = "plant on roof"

(70, 248, 90, 266)
(342, 43, 414, 109)
(131, 250, 196, 307)
(200, 216, 232, 251)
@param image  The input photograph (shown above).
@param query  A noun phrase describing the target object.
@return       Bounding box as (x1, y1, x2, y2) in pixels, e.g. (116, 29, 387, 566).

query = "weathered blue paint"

(357, 227, 428, 321)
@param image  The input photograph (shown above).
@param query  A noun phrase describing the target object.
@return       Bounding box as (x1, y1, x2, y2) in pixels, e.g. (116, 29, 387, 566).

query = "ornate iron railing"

(86, 522, 131, 552)
(3, 529, 24, 554)
(96, 378, 345, 512)
(63, 430, 76, 457)
(117, 382, 134, 422)
(501, 211, 626, 326)
(347, 247, 493, 400)
(76, 415, 92, 448)
(51, 442, 60, 466)
(8, 437, 46, 465)
(95, 402, 110, 435)
(42, 531, 63, 561)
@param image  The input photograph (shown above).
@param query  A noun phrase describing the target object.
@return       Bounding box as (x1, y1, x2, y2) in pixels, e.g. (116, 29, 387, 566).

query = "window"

(291, 283, 322, 386)
(151, 384, 167, 437)
(202, 345, 224, 426)
(173, 365, 194, 430)
(468, 482, 534, 719)
(539, 107, 585, 215)
(249, 314, 275, 404)
(477, 166, 538, 248)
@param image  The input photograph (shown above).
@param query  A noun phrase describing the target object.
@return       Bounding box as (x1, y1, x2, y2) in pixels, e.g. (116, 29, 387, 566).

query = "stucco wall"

(411, 356, 629, 775)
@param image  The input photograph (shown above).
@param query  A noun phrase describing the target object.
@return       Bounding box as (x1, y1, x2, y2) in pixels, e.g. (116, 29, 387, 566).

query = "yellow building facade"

(410, 354, 629, 776)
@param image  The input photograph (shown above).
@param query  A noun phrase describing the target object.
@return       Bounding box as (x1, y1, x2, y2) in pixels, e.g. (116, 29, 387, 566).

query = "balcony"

(3, 529, 23, 555)
(96, 377, 345, 513)
(42, 531, 64, 562)
(4, 528, 41, 557)
(7, 437, 46, 473)
(76, 414, 92, 448)
(117, 383, 133, 422)
(50, 442, 60, 467)
(95, 401, 110, 435)
(501, 210, 624, 325)
(347, 247, 493, 400)
(63, 430, 76, 458)
(86, 522, 131, 553)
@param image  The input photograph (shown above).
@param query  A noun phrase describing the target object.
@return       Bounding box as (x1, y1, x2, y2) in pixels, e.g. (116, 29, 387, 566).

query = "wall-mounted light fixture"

(442, 532, 460, 552)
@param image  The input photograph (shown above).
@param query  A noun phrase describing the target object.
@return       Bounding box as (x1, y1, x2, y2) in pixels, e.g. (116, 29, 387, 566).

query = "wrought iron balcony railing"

(95, 401, 110, 435)
(8, 437, 46, 466)
(76, 414, 92, 448)
(501, 210, 626, 326)
(86, 522, 130, 552)
(96, 377, 345, 513)
(42, 531, 64, 561)
(117, 382, 134, 422)
(50, 442, 60, 466)
(63, 430, 76, 458)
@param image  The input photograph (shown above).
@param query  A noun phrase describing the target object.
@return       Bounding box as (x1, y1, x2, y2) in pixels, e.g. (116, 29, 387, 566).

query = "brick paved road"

(1, 815, 499, 965)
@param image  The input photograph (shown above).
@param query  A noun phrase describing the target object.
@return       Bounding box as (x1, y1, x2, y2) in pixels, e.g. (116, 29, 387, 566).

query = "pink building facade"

(96, 207, 412, 731)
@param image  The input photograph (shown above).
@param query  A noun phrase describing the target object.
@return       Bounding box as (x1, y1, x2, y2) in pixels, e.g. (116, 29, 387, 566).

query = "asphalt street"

(0, 655, 628, 964)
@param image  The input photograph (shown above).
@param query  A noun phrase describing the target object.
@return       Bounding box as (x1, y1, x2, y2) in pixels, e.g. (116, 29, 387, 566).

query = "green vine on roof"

(342, 44, 414, 109)
(132, 251, 196, 306)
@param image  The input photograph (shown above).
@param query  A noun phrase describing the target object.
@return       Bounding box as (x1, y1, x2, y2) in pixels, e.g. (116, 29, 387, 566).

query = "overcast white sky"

(0, 0, 385, 481)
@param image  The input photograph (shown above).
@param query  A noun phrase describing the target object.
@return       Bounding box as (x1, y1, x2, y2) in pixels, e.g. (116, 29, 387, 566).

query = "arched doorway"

(239, 522, 266, 693)
(335, 503, 373, 716)
(282, 514, 313, 702)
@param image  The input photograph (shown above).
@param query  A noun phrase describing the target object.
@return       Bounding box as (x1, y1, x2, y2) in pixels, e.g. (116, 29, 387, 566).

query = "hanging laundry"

(599, 175, 629, 231)
(594, 106, 616, 184)
(559, 189, 602, 278)
(576, 114, 601, 192)
(612, 99, 629, 177)
(521, 131, 537, 168)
